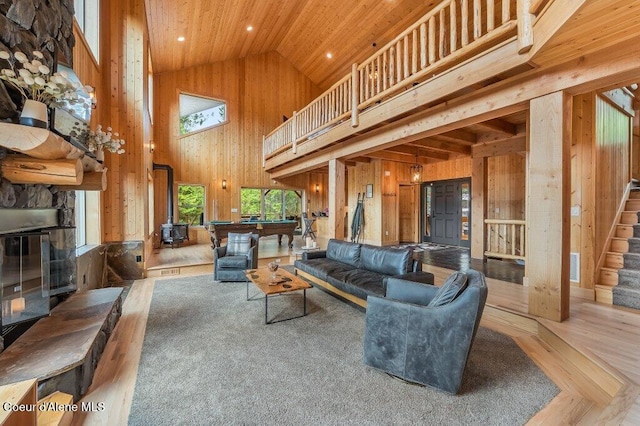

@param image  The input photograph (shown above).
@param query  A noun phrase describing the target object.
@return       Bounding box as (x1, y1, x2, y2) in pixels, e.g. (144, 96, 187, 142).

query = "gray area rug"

(129, 274, 558, 425)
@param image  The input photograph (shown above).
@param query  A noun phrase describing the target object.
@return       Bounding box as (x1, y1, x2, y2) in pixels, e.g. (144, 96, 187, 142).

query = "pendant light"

(410, 154, 423, 183)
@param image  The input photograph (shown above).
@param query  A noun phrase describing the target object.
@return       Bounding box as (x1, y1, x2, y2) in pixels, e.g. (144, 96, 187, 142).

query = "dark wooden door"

(430, 181, 460, 246)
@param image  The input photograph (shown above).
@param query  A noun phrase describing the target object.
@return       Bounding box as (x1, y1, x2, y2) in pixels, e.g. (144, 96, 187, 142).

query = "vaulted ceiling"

(145, 0, 439, 88)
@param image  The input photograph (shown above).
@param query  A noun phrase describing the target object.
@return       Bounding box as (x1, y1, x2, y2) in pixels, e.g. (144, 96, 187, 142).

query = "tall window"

(75, 191, 87, 247)
(148, 49, 154, 124)
(177, 184, 205, 225)
(179, 93, 227, 135)
(240, 188, 302, 221)
(74, 0, 100, 61)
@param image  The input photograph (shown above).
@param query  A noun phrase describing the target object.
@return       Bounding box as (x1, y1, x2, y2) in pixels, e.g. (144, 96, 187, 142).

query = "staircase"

(600, 190, 640, 310)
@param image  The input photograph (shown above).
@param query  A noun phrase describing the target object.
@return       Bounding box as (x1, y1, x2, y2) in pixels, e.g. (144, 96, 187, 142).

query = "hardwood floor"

(73, 239, 640, 425)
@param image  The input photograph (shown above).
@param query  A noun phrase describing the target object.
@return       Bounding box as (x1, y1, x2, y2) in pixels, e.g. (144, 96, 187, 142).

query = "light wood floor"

(73, 241, 640, 425)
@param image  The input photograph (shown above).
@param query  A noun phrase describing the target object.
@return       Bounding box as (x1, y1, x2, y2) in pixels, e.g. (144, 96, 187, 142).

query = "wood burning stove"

(161, 223, 189, 248)
(154, 162, 190, 248)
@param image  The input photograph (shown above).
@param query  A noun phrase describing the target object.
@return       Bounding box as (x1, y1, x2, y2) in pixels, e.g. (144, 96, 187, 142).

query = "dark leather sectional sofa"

(294, 239, 434, 308)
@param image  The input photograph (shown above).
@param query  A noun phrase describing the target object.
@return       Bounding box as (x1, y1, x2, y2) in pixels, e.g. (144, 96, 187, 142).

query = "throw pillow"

(226, 233, 252, 256)
(427, 271, 468, 307)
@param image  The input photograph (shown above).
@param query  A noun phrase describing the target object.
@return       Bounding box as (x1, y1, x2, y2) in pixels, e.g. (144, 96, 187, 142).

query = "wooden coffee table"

(245, 267, 312, 324)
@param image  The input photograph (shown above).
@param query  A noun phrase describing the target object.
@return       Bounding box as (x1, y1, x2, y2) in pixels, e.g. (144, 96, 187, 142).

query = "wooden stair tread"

(619, 212, 639, 224)
(37, 391, 74, 426)
(0, 288, 123, 385)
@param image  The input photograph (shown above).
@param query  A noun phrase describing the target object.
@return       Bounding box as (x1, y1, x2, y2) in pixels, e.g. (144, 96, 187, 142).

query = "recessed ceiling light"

(177, 36, 185, 42)
(247, 25, 253, 32)
(326, 52, 333, 59)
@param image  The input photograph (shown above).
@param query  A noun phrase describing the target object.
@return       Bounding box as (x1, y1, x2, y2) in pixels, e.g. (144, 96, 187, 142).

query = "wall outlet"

(231, 208, 238, 213)
(385, 230, 389, 236)
(571, 206, 580, 217)
(495, 207, 500, 213)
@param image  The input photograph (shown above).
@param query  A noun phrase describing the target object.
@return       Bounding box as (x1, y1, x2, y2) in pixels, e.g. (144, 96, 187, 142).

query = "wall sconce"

(315, 183, 320, 193)
(222, 179, 227, 190)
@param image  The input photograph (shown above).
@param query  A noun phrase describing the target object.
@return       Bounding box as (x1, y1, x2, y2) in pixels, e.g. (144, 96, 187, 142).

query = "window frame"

(240, 187, 302, 221)
(74, 0, 100, 64)
(177, 91, 228, 138)
(176, 183, 207, 226)
(75, 190, 87, 247)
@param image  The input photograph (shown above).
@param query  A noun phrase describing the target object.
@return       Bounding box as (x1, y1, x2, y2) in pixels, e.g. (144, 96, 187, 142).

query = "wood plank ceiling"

(145, 0, 531, 169)
(145, 0, 439, 88)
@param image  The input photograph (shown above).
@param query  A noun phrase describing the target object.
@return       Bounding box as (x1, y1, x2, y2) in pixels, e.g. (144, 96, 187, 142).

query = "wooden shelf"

(0, 123, 106, 190)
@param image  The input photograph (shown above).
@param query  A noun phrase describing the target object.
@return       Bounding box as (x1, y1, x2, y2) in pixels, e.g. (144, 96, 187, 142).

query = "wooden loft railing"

(263, 0, 544, 164)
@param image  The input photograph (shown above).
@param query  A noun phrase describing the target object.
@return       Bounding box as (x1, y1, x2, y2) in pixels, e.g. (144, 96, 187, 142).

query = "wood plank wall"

(571, 93, 596, 290)
(347, 157, 474, 245)
(347, 160, 382, 245)
(307, 172, 329, 216)
(487, 154, 526, 221)
(571, 92, 632, 291)
(152, 52, 321, 230)
(594, 94, 631, 263)
(72, 0, 152, 258)
(101, 0, 153, 253)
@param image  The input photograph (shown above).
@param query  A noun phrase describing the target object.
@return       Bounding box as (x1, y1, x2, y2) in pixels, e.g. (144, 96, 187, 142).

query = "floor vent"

(160, 268, 180, 276)
(570, 252, 580, 282)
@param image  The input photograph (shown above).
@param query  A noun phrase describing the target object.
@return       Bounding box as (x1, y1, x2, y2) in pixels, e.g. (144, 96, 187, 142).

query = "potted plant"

(0, 50, 92, 128)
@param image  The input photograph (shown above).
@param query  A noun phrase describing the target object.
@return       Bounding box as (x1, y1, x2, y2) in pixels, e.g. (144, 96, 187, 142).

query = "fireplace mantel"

(0, 123, 107, 190)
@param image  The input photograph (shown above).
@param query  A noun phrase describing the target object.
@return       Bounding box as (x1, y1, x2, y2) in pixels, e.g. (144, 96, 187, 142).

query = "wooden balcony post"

(351, 64, 359, 128)
(527, 91, 571, 322)
(292, 111, 297, 154)
(517, 0, 534, 53)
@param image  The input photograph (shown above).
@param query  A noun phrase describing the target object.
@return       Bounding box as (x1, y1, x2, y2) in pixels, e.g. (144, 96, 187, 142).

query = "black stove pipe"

(153, 163, 174, 224)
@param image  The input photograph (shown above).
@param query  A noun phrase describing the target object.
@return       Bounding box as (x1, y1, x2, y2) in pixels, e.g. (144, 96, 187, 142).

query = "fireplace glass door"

(1, 232, 51, 328)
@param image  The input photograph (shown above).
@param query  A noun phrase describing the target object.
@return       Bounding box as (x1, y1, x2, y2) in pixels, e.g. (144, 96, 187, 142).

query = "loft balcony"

(262, 0, 640, 178)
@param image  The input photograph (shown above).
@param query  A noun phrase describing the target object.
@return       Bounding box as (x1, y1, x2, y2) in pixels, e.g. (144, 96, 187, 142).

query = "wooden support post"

(351, 64, 359, 128)
(527, 91, 572, 322)
(1, 156, 83, 185)
(328, 158, 346, 241)
(517, 0, 534, 53)
(471, 156, 487, 259)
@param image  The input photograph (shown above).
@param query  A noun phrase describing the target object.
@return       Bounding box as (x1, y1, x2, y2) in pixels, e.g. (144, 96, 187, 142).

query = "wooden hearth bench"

(0, 288, 123, 402)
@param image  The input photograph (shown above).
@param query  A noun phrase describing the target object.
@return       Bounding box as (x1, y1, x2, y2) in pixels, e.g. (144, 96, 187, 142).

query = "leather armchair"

(363, 269, 488, 394)
(213, 233, 259, 281)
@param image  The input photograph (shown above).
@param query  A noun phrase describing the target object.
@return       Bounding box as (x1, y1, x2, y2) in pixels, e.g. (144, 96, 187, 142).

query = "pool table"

(208, 220, 298, 248)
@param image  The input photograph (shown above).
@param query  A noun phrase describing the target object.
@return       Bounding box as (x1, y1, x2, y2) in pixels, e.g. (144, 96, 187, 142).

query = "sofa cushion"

(427, 272, 468, 307)
(226, 232, 252, 255)
(326, 239, 361, 268)
(294, 258, 356, 281)
(340, 270, 388, 300)
(324, 269, 386, 301)
(217, 255, 248, 269)
(359, 245, 413, 276)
